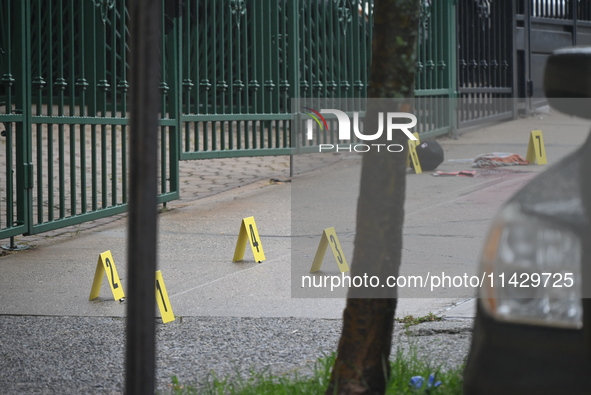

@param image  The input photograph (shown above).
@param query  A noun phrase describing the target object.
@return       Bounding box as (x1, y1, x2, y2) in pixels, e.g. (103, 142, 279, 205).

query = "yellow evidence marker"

(233, 216, 266, 263)
(407, 132, 422, 174)
(155, 270, 175, 324)
(526, 130, 547, 165)
(310, 227, 350, 273)
(89, 250, 125, 301)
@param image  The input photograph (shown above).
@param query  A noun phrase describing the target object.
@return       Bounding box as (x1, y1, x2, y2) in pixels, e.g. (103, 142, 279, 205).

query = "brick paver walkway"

(6, 153, 344, 248)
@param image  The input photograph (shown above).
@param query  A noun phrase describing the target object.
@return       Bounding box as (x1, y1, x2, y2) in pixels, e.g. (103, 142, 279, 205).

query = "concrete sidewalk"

(2, 108, 586, 318)
(0, 108, 589, 393)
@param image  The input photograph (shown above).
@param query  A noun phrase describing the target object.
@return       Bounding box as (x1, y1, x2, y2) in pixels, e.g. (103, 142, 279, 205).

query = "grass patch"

(396, 313, 443, 328)
(166, 347, 463, 394)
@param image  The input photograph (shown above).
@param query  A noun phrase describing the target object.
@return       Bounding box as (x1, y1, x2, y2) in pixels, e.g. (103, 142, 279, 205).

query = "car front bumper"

(463, 301, 591, 395)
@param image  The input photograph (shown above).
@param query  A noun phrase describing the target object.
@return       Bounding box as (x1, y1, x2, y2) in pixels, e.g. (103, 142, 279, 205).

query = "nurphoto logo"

(303, 107, 418, 153)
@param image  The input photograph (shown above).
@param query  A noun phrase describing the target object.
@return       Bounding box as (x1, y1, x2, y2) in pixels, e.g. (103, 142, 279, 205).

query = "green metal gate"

(414, 0, 458, 138)
(1, 0, 461, 240)
(178, 0, 374, 159)
(0, 1, 30, 239)
(0, 0, 179, 240)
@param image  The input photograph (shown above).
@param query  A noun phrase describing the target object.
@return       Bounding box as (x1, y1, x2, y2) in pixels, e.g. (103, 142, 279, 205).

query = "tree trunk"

(326, 1, 420, 394)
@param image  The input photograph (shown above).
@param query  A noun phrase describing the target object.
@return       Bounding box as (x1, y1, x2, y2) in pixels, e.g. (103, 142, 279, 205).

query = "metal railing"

(2, 0, 534, 239)
(0, 1, 179, 240)
(178, 0, 375, 159)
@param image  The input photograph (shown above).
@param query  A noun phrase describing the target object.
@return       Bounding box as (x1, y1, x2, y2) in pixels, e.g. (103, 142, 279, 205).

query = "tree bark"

(326, 1, 420, 394)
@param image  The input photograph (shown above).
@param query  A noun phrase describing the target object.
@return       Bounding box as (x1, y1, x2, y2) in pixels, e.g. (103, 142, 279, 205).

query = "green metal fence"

(1, 0, 461, 239)
(178, 0, 375, 159)
(0, 0, 179, 240)
(414, 0, 457, 138)
(0, 1, 29, 240)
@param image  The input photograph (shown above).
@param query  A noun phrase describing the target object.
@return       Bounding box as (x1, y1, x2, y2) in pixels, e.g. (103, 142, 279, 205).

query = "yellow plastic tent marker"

(155, 270, 175, 324)
(526, 130, 547, 164)
(406, 132, 420, 168)
(407, 132, 422, 174)
(310, 227, 349, 273)
(233, 216, 266, 263)
(89, 250, 125, 301)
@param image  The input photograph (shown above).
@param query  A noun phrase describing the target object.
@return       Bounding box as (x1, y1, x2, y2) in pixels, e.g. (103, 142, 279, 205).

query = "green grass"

(166, 347, 463, 395)
(396, 313, 443, 328)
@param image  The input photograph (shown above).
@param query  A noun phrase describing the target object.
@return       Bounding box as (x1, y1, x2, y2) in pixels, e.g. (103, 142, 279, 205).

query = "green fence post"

(164, 4, 181, 202)
(289, 0, 301, 170)
(14, 0, 33, 235)
(449, 0, 458, 138)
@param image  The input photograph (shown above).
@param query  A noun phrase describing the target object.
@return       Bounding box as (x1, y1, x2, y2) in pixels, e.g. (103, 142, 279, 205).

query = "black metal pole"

(126, 0, 161, 393)
(582, 133, 591, 361)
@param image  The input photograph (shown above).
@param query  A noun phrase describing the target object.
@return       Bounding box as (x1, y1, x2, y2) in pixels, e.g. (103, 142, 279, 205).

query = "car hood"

(508, 138, 588, 234)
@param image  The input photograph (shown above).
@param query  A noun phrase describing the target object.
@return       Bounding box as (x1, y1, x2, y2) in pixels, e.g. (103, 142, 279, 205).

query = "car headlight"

(480, 204, 582, 329)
